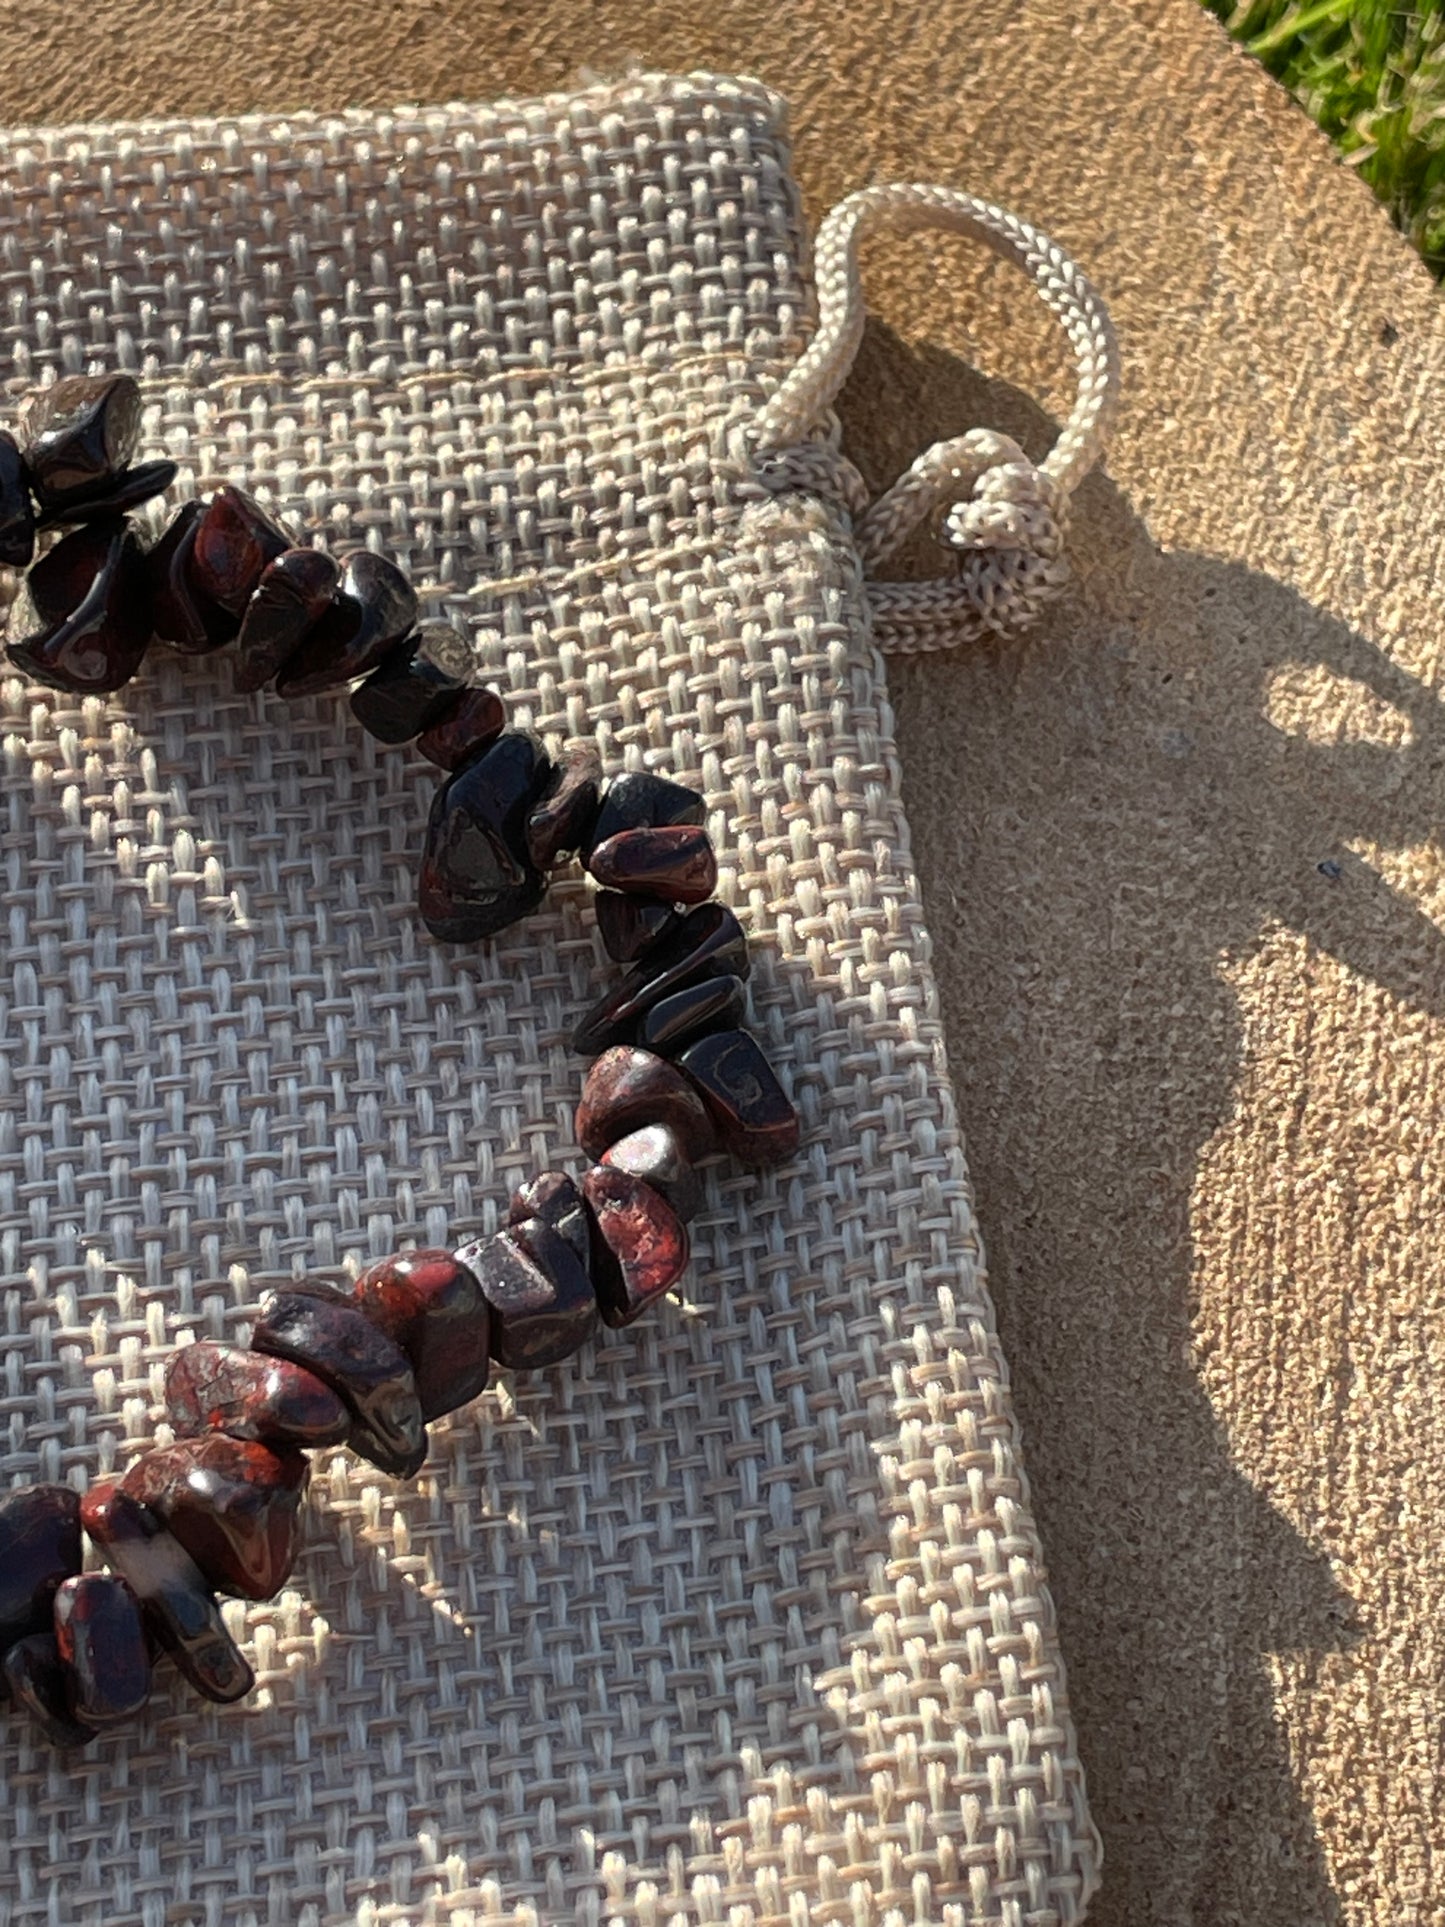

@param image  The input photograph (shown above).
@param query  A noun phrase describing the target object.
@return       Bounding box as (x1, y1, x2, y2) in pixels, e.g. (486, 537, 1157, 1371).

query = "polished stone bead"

(587, 825, 717, 903)
(581, 1165, 690, 1327)
(121, 1436, 309, 1601)
(0, 430, 35, 565)
(350, 622, 473, 743)
(275, 550, 418, 696)
(415, 684, 506, 770)
(418, 730, 552, 942)
(594, 891, 679, 965)
(571, 903, 750, 1056)
(507, 1170, 591, 1268)
(232, 546, 340, 692)
(53, 1572, 152, 1725)
(79, 1481, 253, 1704)
(250, 1283, 427, 1477)
(2, 1634, 97, 1748)
(574, 1045, 717, 1161)
(525, 746, 602, 868)
(6, 519, 148, 693)
(0, 1484, 83, 1649)
(145, 501, 236, 654)
(678, 1029, 801, 1167)
(163, 1340, 350, 1448)
(36, 459, 178, 530)
(454, 1227, 597, 1370)
(352, 1249, 491, 1420)
(639, 974, 747, 1056)
(20, 373, 142, 510)
(187, 485, 290, 616)
(599, 1123, 702, 1222)
(585, 769, 705, 857)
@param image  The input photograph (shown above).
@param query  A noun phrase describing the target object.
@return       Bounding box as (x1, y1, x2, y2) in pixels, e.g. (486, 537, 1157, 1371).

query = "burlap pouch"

(0, 73, 1115, 1927)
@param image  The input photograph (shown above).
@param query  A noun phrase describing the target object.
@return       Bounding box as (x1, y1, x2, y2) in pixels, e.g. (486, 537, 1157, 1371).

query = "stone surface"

(250, 1282, 427, 1477)
(2, 1634, 97, 1749)
(525, 745, 602, 868)
(599, 1123, 702, 1222)
(275, 549, 418, 695)
(80, 1480, 253, 1704)
(20, 373, 142, 509)
(586, 770, 705, 857)
(415, 683, 506, 770)
(581, 1164, 690, 1326)
(639, 975, 747, 1055)
(232, 546, 341, 692)
(507, 1170, 592, 1268)
(187, 484, 291, 615)
(352, 1248, 491, 1419)
(6, 519, 149, 693)
(0, 1483, 83, 1649)
(574, 1045, 717, 1161)
(571, 903, 750, 1056)
(455, 1227, 597, 1370)
(417, 729, 552, 941)
(52, 1572, 152, 1725)
(145, 500, 236, 653)
(594, 891, 679, 965)
(677, 1029, 799, 1167)
(350, 621, 474, 743)
(35, 459, 177, 529)
(163, 1340, 351, 1448)
(0, 429, 35, 565)
(121, 1436, 309, 1601)
(586, 824, 717, 903)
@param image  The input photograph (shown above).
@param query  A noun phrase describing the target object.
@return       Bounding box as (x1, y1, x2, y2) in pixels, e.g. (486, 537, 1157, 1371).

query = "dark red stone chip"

(20, 373, 142, 510)
(507, 1170, 592, 1269)
(187, 485, 291, 616)
(80, 1480, 254, 1704)
(2, 1633, 98, 1749)
(640, 975, 747, 1056)
(352, 1248, 491, 1420)
(594, 891, 679, 965)
(585, 770, 705, 858)
(275, 549, 418, 696)
(586, 825, 718, 903)
(525, 745, 603, 868)
(600, 1123, 702, 1222)
(164, 1340, 351, 1448)
(415, 684, 506, 771)
(350, 622, 474, 744)
(0, 1482, 83, 1649)
(36, 459, 178, 530)
(575, 1044, 718, 1161)
(6, 519, 149, 693)
(417, 730, 553, 942)
(52, 1572, 152, 1725)
(677, 1029, 801, 1167)
(233, 546, 341, 692)
(121, 1436, 309, 1601)
(145, 500, 236, 654)
(454, 1227, 597, 1371)
(571, 903, 750, 1056)
(250, 1283, 427, 1478)
(581, 1165, 690, 1327)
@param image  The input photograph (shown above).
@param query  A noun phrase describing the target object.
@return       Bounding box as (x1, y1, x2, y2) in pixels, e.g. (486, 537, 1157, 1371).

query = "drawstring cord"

(753, 184, 1120, 656)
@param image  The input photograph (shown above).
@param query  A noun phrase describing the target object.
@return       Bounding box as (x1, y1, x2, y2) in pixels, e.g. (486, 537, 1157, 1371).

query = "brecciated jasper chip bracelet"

(0, 372, 799, 1749)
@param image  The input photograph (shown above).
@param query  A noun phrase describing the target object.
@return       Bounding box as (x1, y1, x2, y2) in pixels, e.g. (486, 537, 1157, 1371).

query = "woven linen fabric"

(0, 74, 1097, 1927)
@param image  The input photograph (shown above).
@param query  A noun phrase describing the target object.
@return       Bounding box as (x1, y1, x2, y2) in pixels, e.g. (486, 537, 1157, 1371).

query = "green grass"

(1205, 0, 1445, 274)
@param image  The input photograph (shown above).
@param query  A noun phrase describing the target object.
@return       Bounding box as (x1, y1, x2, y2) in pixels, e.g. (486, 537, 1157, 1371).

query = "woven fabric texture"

(0, 76, 1096, 1927)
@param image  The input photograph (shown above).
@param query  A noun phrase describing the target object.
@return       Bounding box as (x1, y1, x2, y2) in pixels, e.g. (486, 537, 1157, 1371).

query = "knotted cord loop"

(755, 184, 1119, 655)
